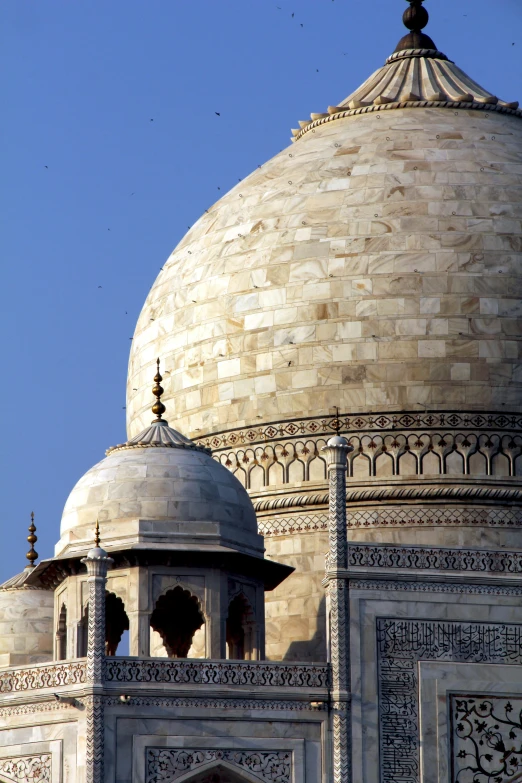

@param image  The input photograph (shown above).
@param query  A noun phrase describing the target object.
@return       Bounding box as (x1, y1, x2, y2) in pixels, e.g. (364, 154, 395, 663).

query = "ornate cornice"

(254, 484, 522, 513)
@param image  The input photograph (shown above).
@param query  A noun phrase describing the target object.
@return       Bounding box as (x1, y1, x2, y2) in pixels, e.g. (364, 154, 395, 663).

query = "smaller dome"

(56, 419, 262, 559)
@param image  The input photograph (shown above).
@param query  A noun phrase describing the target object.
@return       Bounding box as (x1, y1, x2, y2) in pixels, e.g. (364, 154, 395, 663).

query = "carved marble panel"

(451, 695, 522, 783)
(146, 748, 291, 783)
(377, 620, 522, 783)
(0, 754, 51, 783)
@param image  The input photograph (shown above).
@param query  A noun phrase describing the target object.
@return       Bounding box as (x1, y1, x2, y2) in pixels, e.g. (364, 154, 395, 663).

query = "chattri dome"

(56, 363, 261, 559)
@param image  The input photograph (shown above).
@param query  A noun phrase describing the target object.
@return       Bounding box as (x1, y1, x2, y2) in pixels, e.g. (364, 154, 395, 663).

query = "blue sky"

(1, 0, 521, 582)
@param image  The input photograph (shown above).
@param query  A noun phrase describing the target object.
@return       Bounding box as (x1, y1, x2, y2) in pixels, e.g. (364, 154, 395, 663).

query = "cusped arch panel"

(172, 760, 268, 783)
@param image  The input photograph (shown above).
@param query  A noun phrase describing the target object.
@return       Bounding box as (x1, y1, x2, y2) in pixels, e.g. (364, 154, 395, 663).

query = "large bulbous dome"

(127, 61, 522, 438)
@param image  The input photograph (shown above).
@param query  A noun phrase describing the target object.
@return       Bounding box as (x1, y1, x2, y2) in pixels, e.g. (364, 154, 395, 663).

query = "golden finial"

(94, 519, 101, 548)
(152, 357, 167, 422)
(26, 511, 38, 567)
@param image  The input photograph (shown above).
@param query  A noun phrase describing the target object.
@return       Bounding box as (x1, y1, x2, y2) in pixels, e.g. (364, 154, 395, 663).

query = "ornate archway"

(150, 586, 205, 658)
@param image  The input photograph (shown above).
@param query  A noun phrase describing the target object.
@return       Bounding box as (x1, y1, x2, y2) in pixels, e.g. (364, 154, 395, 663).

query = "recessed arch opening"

(150, 586, 205, 658)
(226, 593, 256, 661)
(77, 591, 129, 657)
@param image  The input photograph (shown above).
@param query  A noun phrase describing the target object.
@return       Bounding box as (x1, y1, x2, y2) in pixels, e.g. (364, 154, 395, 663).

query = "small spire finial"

(94, 519, 101, 548)
(394, 0, 436, 53)
(26, 511, 38, 567)
(152, 358, 167, 423)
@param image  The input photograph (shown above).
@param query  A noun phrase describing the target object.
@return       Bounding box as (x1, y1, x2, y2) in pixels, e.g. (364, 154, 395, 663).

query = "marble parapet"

(0, 658, 328, 696)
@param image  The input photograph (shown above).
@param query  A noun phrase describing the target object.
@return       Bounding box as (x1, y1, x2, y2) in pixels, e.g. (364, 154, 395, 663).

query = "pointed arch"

(163, 759, 267, 783)
(77, 591, 129, 657)
(105, 591, 129, 656)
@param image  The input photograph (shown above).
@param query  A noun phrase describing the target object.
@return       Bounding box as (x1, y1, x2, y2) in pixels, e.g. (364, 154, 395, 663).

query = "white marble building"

(1, 2, 521, 781)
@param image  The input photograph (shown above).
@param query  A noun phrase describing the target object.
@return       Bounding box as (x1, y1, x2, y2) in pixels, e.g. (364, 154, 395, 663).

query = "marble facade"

(2, 4, 522, 781)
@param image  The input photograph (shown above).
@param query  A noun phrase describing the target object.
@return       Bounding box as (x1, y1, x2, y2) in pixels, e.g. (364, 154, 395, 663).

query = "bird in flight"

(215, 112, 221, 116)
(44, 165, 48, 169)
(98, 286, 102, 289)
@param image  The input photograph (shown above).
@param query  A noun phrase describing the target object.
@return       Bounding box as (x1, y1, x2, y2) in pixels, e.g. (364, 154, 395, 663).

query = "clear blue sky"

(1, 0, 521, 582)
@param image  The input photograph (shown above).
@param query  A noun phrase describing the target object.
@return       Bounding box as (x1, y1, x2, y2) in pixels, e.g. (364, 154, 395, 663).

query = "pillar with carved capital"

(322, 435, 352, 783)
(81, 539, 113, 783)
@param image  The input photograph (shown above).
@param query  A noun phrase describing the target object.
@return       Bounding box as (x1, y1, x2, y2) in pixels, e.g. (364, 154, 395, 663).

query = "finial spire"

(394, 0, 437, 53)
(26, 511, 38, 567)
(94, 519, 101, 548)
(151, 358, 167, 423)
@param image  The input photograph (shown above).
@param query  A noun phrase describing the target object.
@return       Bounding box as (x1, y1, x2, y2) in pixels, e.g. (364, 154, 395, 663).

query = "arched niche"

(288, 458, 305, 483)
(249, 464, 264, 491)
(308, 455, 326, 482)
(173, 760, 266, 783)
(268, 460, 284, 486)
(226, 593, 256, 660)
(150, 586, 205, 658)
(421, 450, 440, 475)
(56, 603, 67, 660)
(105, 592, 129, 656)
(77, 591, 129, 657)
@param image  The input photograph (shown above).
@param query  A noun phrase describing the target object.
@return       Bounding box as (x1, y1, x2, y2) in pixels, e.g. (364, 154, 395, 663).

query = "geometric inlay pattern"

(377, 620, 522, 783)
(0, 755, 51, 783)
(451, 695, 522, 783)
(146, 748, 291, 783)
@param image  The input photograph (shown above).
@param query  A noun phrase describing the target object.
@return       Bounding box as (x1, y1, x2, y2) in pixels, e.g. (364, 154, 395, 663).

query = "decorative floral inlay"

(451, 696, 522, 783)
(0, 755, 51, 783)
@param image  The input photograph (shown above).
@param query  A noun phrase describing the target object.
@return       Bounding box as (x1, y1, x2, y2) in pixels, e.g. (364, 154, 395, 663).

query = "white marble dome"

(126, 48, 522, 440)
(55, 420, 261, 559)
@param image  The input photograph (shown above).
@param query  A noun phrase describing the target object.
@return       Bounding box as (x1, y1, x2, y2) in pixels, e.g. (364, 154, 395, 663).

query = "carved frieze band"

(0, 661, 86, 694)
(103, 695, 326, 711)
(377, 619, 522, 783)
(146, 748, 291, 783)
(197, 412, 522, 450)
(196, 411, 522, 490)
(258, 506, 522, 537)
(0, 755, 51, 783)
(347, 544, 522, 574)
(105, 658, 329, 687)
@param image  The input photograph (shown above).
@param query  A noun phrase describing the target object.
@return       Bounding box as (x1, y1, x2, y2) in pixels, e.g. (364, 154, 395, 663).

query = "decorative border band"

(258, 507, 522, 537)
(293, 98, 521, 141)
(195, 411, 522, 451)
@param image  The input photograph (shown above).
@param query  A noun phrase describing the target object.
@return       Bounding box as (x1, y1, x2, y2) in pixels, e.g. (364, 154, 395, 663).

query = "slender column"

(322, 435, 352, 783)
(81, 541, 113, 783)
